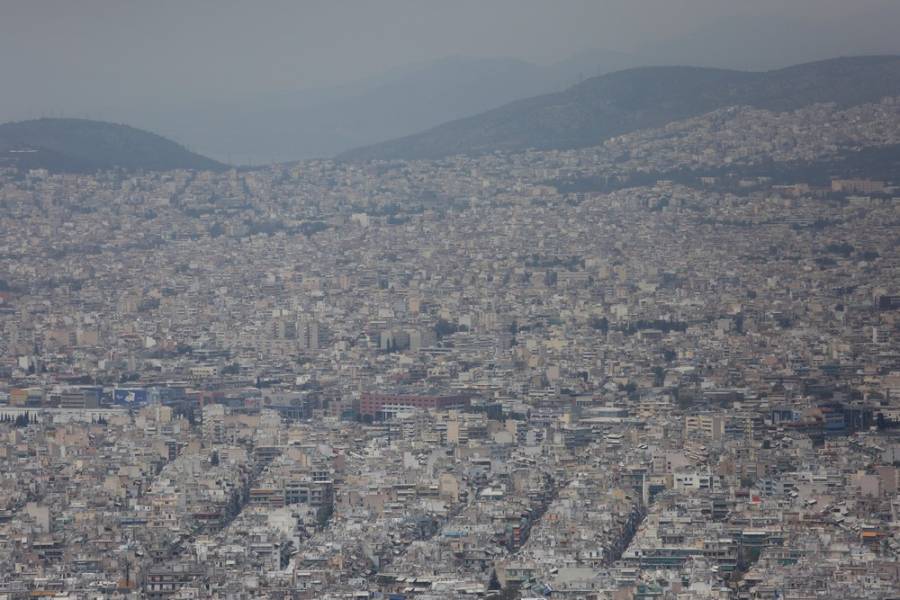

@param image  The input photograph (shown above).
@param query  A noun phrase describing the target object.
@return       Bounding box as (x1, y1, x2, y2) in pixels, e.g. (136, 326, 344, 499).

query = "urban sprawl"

(1, 100, 900, 599)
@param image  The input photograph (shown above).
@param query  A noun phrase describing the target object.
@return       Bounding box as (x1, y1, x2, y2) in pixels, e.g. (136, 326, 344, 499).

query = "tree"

(434, 319, 458, 339)
(589, 316, 609, 334)
(208, 222, 226, 238)
(488, 570, 502, 591)
(652, 366, 666, 387)
(221, 362, 240, 375)
(498, 582, 521, 600)
(544, 270, 557, 287)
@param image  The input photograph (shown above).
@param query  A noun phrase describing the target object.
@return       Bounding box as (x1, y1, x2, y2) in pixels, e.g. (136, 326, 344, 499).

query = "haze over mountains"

(117, 32, 900, 164)
(5, 2, 900, 164)
(5, 55, 900, 173)
(642, 6, 900, 71)
(340, 56, 900, 161)
(113, 51, 649, 165)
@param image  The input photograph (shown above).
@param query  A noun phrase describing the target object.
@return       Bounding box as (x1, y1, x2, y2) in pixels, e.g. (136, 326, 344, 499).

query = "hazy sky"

(1, 0, 897, 121)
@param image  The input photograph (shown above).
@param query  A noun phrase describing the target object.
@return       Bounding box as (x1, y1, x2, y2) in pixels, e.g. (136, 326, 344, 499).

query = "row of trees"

(0, 412, 108, 427)
(0, 412, 37, 427)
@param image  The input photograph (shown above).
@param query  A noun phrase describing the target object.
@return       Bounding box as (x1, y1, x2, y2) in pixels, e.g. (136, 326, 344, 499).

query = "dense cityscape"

(0, 88, 898, 600)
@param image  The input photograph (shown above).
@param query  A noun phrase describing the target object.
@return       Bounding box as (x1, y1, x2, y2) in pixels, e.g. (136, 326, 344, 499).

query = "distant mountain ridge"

(338, 56, 900, 161)
(125, 52, 648, 163)
(0, 118, 227, 172)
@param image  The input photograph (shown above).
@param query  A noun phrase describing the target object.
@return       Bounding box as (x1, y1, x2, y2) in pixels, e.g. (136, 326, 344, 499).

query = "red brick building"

(360, 392, 471, 418)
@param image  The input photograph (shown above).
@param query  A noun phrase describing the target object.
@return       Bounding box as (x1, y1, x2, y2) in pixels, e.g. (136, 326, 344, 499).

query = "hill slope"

(0, 118, 227, 172)
(123, 52, 648, 163)
(338, 56, 900, 161)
